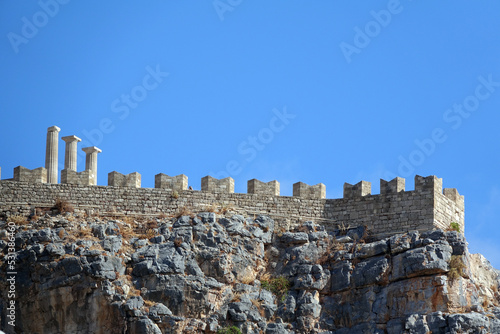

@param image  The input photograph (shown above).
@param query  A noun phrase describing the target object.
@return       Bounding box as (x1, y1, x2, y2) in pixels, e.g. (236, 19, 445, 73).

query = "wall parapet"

(343, 181, 371, 198)
(108, 171, 141, 188)
(61, 169, 95, 186)
(201, 176, 234, 193)
(293, 182, 326, 199)
(155, 174, 187, 191)
(13, 166, 47, 183)
(248, 179, 280, 196)
(380, 177, 405, 194)
(0, 175, 465, 236)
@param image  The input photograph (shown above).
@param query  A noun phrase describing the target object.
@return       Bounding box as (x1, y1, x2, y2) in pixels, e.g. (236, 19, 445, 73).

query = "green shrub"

(261, 276, 290, 302)
(449, 222, 460, 233)
(217, 326, 241, 334)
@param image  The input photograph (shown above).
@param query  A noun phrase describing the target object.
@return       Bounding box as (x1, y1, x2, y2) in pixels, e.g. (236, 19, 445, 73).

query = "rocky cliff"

(1, 210, 499, 333)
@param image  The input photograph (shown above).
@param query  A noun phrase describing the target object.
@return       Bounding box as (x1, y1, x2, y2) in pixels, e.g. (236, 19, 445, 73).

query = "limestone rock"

(1, 214, 499, 333)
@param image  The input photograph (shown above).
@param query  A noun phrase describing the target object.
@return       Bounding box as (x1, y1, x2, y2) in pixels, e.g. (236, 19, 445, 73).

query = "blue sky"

(1, 1, 500, 267)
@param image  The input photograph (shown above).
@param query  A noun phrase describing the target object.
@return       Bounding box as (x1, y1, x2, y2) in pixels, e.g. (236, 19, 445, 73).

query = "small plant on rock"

(338, 222, 350, 235)
(123, 216, 135, 225)
(144, 228, 156, 240)
(174, 237, 183, 247)
(217, 326, 241, 334)
(175, 206, 191, 218)
(205, 203, 219, 213)
(58, 229, 65, 239)
(7, 214, 28, 225)
(449, 222, 461, 233)
(260, 275, 290, 302)
(448, 255, 466, 281)
(146, 220, 158, 229)
(220, 203, 234, 215)
(158, 212, 168, 219)
(231, 292, 243, 302)
(54, 198, 74, 214)
(317, 238, 344, 264)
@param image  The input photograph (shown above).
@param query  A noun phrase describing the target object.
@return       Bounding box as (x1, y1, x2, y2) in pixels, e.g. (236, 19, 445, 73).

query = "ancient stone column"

(45, 125, 61, 184)
(62, 135, 81, 171)
(82, 146, 102, 185)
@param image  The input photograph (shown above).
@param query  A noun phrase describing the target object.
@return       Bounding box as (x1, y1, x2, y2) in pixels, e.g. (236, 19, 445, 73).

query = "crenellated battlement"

(343, 180, 371, 198)
(201, 176, 235, 193)
(380, 177, 405, 194)
(61, 169, 95, 186)
(108, 171, 141, 188)
(0, 126, 465, 237)
(0, 174, 465, 236)
(248, 179, 280, 196)
(293, 182, 326, 199)
(13, 166, 47, 183)
(155, 174, 188, 191)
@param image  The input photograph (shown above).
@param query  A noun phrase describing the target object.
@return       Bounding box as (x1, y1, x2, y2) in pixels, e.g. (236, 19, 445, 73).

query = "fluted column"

(62, 135, 81, 171)
(82, 146, 102, 185)
(45, 125, 61, 184)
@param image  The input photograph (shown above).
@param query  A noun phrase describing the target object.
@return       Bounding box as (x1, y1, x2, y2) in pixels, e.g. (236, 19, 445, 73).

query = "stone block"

(380, 177, 405, 194)
(391, 243, 452, 281)
(331, 261, 352, 292)
(61, 169, 95, 186)
(343, 181, 371, 198)
(293, 182, 325, 199)
(201, 176, 234, 193)
(247, 179, 279, 196)
(352, 256, 390, 287)
(108, 171, 141, 188)
(443, 188, 464, 205)
(415, 175, 442, 193)
(13, 166, 47, 183)
(154, 173, 187, 191)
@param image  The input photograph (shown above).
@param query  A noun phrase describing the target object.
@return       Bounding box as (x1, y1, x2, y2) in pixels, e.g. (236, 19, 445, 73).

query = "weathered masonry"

(0, 175, 464, 237)
(0, 125, 465, 237)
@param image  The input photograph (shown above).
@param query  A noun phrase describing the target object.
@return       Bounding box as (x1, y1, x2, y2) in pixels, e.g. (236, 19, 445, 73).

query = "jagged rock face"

(0, 214, 499, 334)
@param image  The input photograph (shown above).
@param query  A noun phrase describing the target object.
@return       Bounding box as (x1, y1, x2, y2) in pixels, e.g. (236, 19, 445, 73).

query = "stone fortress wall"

(0, 126, 465, 237)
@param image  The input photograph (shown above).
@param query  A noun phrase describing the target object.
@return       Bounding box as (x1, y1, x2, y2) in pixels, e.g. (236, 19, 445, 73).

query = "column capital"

(62, 135, 82, 143)
(47, 125, 61, 133)
(82, 146, 102, 154)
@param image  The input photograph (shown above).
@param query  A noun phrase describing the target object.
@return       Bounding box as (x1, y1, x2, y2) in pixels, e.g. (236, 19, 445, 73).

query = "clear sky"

(1, 1, 500, 267)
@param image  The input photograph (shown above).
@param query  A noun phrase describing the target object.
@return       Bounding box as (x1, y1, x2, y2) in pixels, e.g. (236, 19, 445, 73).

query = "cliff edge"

(1, 210, 499, 334)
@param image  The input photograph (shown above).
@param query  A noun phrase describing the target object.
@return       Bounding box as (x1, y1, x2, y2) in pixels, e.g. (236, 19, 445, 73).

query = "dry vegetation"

(231, 292, 243, 302)
(128, 285, 141, 297)
(54, 198, 74, 214)
(448, 255, 466, 281)
(7, 214, 29, 225)
(175, 206, 192, 218)
(205, 203, 218, 213)
(337, 222, 350, 235)
(239, 269, 257, 285)
(220, 203, 234, 215)
(141, 228, 156, 240)
(317, 238, 344, 265)
(158, 212, 169, 219)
